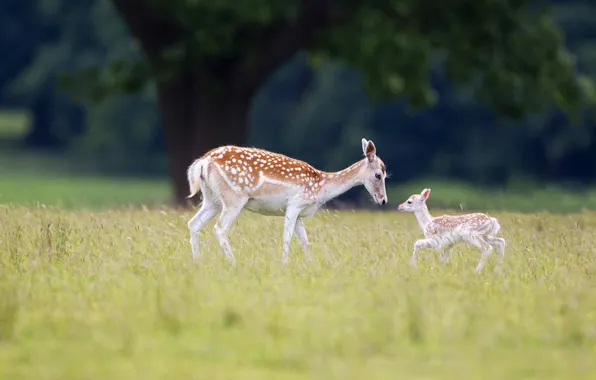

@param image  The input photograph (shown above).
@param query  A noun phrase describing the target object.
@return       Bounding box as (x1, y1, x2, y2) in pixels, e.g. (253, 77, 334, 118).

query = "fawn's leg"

(463, 235, 493, 273)
(486, 237, 506, 265)
(411, 238, 440, 267)
(439, 246, 453, 264)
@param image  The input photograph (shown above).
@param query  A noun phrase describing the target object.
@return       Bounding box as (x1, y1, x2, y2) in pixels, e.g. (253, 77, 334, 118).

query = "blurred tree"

(8, 0, 164, 158)
(251, 53, 373, 202)
(0, 0, 77, 148)
(0, 0, 49, 107)
(5, 0, 91, 148)
(64, 0, 594, 204)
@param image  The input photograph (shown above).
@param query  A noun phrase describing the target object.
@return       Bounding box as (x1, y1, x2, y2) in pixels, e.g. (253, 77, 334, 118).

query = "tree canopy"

(6, 0, 596, 205)
(85, 0, 596, 118)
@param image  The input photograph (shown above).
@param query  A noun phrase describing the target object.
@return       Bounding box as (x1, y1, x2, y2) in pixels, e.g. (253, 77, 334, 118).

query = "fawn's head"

(397, 188, 431, 212)
(360, 138, 388, 205)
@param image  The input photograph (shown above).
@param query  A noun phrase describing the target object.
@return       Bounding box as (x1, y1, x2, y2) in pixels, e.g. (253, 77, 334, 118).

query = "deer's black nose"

(381, 199, 387, 205)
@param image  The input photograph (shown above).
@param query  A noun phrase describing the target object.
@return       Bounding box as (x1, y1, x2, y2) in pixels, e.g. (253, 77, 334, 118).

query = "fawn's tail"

(490, 217, 501, 236)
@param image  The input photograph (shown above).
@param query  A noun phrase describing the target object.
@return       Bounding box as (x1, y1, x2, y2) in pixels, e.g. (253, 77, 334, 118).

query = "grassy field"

(387, 179, 596, 214)
(3, 166, 596, 212)
(0, 147, 171, 208)
(0, 172, 170, 208)
(1, 205, 595, 379)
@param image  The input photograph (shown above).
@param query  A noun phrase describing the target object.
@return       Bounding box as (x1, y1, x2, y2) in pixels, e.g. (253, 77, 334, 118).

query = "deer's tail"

(490, 217, 501, 236)
(186, 159, 209, 199)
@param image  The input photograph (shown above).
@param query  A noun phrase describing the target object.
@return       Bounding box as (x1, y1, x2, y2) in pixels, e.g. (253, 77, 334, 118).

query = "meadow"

(2, 113, 596, 378)
(1, 204, 596, 379)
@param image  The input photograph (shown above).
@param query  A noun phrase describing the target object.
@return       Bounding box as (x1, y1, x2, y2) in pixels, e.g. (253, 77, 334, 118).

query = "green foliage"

(54, 0, 150, 104)
(95, 0, 596, 121)
(70, 88, 164, 173)
(1, 207, 596, 378)
(0, 0, 44, 101)
(251, 56, 374, 171)
(317, 1, 595, 119)
(7, 0, 596, 194)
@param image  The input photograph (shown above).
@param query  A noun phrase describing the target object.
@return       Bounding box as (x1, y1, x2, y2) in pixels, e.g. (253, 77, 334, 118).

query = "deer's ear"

(420, 188, 431, 200)
(365, 140, 376, 162)
(361, 138, 369, 154)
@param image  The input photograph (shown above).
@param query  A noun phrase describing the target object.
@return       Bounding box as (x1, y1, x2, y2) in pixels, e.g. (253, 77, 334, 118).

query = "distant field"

(387, 179, 596, 214)
(3, 171, 596, 212)
(0, 145, 171, 208)
(1, 117, 596, 212)
(4, 171, 596, 212)
(0, 173, 170, 208)
(0, 110, 29, 140)
(1, 206, 595, 379)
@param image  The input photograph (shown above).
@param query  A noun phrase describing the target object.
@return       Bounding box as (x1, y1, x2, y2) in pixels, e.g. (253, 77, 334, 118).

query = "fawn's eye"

(407, 200, 412, 204)
(375, 173, 381, 180)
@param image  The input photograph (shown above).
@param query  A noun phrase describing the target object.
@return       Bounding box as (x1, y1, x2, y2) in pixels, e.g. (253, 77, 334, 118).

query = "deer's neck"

(414, 204, 433, 231)
(317, 160, 365, 204)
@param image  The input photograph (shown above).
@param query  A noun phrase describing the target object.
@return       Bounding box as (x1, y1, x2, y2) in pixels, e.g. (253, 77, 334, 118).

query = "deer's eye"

(407, 200, 412, 204)
(375, 173, 382, 180)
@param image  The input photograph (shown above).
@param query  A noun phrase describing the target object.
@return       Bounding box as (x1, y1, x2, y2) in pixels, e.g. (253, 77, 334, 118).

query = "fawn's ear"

(361, 138, 369, 155)
(364, 140, 376, 162)
(420, 188, 431, 200)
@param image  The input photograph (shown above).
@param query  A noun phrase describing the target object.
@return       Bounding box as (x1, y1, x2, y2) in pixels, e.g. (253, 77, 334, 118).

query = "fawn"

(397, 188, 505, 273)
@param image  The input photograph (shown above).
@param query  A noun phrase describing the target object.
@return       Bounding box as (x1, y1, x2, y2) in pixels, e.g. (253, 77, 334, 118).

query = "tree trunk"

(156, 70, 251, 207)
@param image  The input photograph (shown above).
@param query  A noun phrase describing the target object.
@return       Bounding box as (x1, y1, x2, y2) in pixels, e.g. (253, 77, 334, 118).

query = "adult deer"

(397, 188, 505, 273)
(186, 138, 388, 265)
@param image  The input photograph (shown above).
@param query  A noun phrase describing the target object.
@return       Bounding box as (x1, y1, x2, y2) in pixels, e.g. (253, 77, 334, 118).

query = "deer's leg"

(439, 246, 453, 264)
(463, 235, 493, 273)
(214, 197, 248, 266)
(188, 199, 220, 259)
(281, 206, 303, 266)
(411, 238, 440, 267)
(486, 237, 506, 265)
(439, 239, 457, 264)
(293, 218, 312, 263)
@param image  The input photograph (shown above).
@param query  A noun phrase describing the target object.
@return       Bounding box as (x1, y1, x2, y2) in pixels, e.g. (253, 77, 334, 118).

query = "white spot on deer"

(231, 168, 237, 175)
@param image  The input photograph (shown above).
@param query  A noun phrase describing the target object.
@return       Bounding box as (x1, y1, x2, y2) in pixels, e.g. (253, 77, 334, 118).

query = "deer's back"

(426, 213, 493, 236)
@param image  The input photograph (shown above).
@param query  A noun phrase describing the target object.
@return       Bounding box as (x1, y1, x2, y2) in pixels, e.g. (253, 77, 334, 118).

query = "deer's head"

(360, 138, 388, 205)
(397, 188, 431, 212)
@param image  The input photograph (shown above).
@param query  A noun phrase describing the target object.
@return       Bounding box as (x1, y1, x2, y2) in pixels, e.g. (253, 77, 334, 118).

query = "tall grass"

(0, 205, 595, 379)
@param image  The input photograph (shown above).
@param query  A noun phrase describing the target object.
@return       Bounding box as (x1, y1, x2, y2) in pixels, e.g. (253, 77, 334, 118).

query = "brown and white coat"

(187, 138, 388, 265)
(397, 188, 505, 273)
